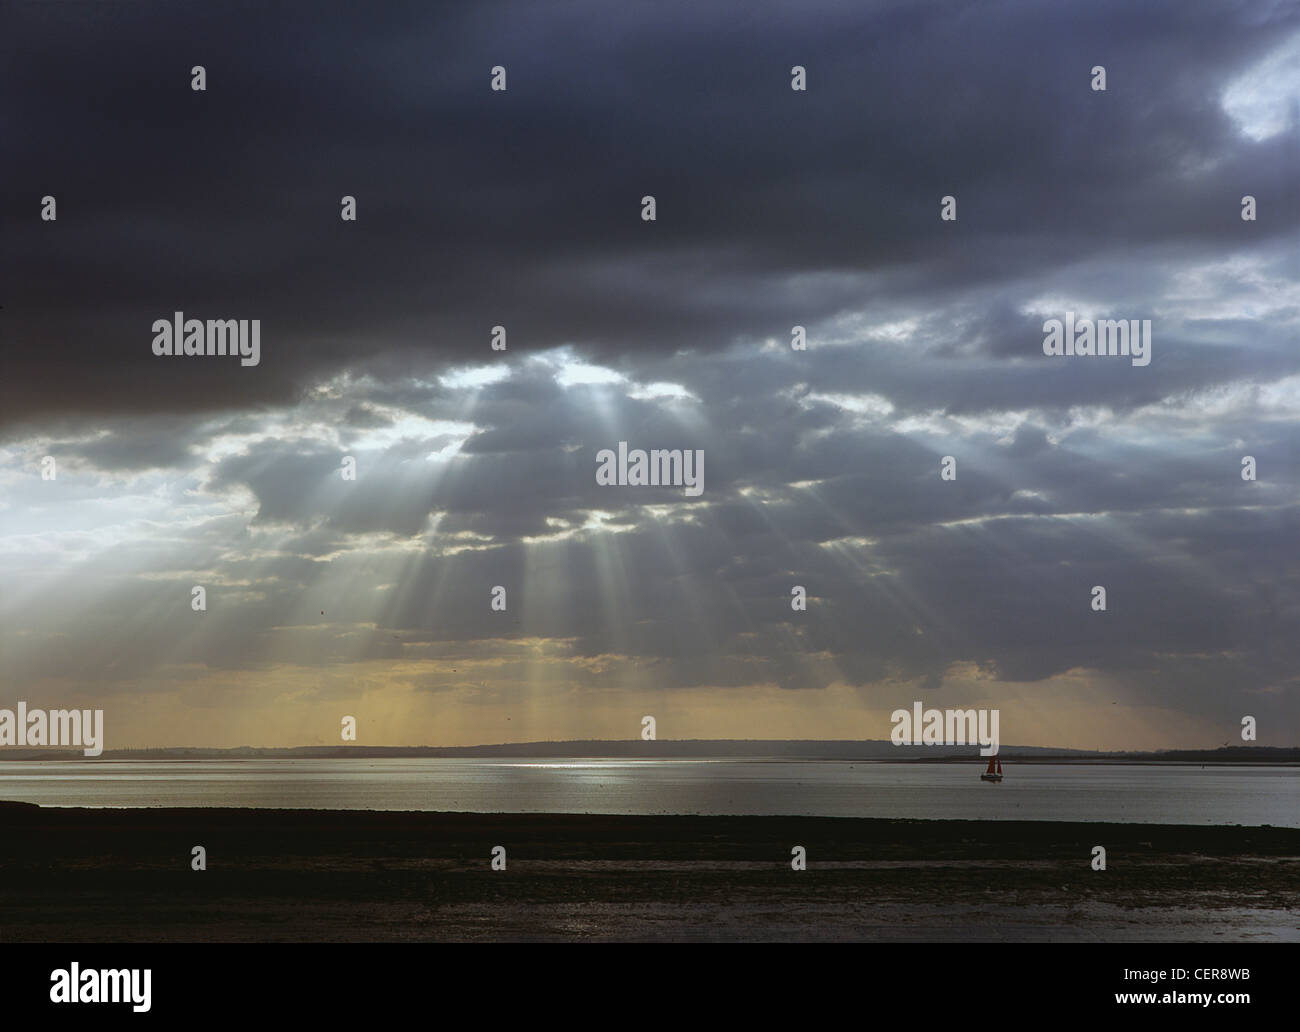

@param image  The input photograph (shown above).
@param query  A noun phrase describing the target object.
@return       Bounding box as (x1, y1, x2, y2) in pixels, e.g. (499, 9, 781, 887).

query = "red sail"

(995, 757, 1003, 775)
(985, 755, 997, 775)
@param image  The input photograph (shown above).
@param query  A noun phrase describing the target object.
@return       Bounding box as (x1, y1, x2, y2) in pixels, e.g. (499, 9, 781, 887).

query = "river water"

(0, 758, 1294, 825)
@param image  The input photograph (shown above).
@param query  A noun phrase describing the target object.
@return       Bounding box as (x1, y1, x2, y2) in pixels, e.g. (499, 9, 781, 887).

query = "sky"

(1, 0, 1297, 751)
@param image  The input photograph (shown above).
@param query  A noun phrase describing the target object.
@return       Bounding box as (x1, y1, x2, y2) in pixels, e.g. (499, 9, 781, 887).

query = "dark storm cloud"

(2, 0, 1297, 429)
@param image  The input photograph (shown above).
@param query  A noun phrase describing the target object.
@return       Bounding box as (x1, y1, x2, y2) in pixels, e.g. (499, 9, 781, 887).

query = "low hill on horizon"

(3, 740, 1296, 762)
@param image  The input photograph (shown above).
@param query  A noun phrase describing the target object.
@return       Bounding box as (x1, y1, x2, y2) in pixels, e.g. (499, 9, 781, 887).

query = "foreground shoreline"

(3, 805, 1297, 942)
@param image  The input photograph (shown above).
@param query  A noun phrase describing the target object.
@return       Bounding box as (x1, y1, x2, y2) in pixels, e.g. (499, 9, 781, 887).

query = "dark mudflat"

(2, 806, 1296, 941)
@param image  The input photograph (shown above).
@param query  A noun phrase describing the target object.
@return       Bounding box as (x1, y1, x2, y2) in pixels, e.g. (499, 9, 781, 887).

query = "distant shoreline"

(4, 801, 1300, 833)
(1, 742, 1295, 763)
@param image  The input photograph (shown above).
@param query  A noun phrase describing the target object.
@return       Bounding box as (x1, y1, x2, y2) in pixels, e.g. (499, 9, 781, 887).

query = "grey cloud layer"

(2, 0, 1296, 427)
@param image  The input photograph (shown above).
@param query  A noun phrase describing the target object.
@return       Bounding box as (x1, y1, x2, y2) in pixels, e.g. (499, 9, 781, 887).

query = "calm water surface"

(0, 759, 1294, 826)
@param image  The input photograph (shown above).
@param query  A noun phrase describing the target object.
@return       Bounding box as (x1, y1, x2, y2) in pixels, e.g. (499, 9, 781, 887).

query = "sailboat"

(980, 754, 1003, 782)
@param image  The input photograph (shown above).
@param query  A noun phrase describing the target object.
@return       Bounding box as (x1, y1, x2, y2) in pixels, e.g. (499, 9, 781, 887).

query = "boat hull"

(979, 773, 1003, 782)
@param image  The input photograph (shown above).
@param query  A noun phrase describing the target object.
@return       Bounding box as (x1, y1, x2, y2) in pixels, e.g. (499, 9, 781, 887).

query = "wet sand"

(1, 803, 1296, 941)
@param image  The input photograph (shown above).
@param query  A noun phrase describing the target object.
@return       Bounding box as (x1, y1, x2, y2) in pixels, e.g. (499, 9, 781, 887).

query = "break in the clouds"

(0, 0, 1297, 750)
